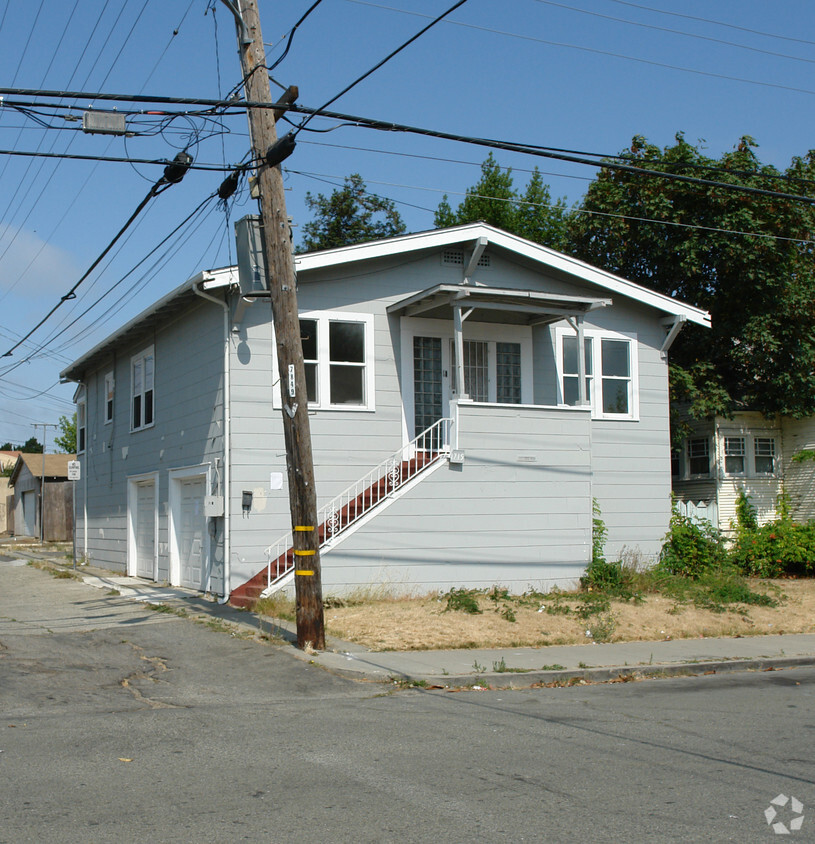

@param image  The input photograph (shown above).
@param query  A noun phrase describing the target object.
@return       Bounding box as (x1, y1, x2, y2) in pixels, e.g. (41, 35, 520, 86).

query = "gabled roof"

(295, 223, 710, 328)
(61, 223, 709, 383)
(10, 453, 76, 486)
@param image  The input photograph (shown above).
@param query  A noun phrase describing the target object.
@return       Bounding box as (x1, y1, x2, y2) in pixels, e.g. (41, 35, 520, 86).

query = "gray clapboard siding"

(314, 404, 592, 595)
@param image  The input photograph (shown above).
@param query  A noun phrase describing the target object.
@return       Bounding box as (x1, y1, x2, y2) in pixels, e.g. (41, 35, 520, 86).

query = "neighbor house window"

(724, 436, 745, 475)
(688, 437, 711, 477)
(754, 437, 776, 475)
(296, 313, 374, 410)
(77, 400, 86, 454)
(557, 329, 637, 419)
(131, 347, 154, 430)
(104, 372, 115, 424)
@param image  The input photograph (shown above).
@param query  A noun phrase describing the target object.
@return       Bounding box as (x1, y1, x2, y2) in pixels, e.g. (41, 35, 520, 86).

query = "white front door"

(179, 477, 206, 590)
(135, 481, 156, 579)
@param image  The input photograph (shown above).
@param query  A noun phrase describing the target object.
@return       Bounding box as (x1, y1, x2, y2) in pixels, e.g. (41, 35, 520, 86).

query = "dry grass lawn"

(261, 579, 815, 652)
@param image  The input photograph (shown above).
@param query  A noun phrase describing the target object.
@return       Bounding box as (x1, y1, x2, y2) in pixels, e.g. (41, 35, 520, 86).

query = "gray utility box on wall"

(235, 215, 269, 295)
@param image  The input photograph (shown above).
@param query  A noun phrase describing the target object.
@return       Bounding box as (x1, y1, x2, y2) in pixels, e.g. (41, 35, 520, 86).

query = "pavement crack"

(118, 642, 182, 709)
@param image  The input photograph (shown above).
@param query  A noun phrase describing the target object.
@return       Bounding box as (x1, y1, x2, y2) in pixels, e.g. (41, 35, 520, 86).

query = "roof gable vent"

(442, 249, 491, 268)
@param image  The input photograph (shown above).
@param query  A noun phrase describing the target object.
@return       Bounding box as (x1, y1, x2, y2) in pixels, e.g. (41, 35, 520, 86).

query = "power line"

(0, 147, 231, 169)
(288, 167, 815, 246)
(295, 0, 469, 135)
(606, 0, 815, 48)
(346, 0, 815, 96)
(1, 154, 194, 360)
(3, 87, 814, 202)
(532, 0, 815, 66)
(285, 104, 815, 205)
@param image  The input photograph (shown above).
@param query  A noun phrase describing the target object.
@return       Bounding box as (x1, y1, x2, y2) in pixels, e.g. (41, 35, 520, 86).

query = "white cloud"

(0, 224, 81, 300)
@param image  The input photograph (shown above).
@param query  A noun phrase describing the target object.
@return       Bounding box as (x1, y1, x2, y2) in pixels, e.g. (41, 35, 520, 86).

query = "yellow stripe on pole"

(294, 549, 316, 556)
(294, 526, 314, 531)
(295, 570, 314, 576)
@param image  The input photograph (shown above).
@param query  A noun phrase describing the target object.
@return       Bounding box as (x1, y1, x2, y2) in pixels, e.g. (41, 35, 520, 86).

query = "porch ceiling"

(387, 283, 611, 325)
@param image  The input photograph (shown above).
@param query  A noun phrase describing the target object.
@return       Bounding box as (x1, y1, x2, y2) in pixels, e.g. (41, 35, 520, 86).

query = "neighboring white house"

(60, 222, 709, 605)
(672, 412, 815, 533)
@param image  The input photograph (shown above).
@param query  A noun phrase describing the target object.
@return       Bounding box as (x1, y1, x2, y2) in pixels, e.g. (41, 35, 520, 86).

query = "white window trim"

(554, 326, 639, 421)
(723, 435, 746, 477)
(686, 436, 712, 479)
(131, 346, 155, 432)
(276, 311, 376, 412)
(104, 371, 115, 425)
(77, 398, 87, 454)
(718, 432, 779, 479)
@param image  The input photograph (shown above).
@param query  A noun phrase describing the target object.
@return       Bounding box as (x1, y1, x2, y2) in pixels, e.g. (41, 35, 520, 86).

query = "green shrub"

(730, 517, 815, 578)
(443, 587, 482, 614)
(657, 507, 725, 578)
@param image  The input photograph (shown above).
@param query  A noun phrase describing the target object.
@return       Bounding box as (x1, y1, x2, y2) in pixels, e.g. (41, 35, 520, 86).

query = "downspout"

(192, 280, 232, 604)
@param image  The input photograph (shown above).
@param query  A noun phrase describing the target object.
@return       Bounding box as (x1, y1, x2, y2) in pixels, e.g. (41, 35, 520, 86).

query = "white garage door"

(135, 481, 155, 579)
(179, 477, 206, 590)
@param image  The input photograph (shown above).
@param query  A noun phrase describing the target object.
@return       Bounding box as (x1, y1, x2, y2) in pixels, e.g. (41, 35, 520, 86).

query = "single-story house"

(9, 452, 76, 540)
(672, 412, 815, 533)
(60, 222, 709, 604)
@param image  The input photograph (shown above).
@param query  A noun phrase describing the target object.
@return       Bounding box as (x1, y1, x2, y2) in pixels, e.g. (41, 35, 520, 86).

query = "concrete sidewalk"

(7, 545, 815, 689)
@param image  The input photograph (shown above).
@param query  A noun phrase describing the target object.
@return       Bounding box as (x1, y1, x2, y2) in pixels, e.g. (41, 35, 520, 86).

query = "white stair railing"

(260, 418, 451, 596)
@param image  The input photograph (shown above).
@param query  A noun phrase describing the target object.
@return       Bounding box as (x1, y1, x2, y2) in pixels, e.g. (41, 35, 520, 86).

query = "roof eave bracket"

(660, 314, 687, 360)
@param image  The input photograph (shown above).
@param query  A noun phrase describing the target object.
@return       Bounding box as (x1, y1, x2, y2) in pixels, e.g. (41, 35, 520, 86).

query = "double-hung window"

(131, 347, 154, 431)
(724, 436, 746, 475)
(297, 312, 374, 410)
(557, 328, 637, 419)
(104, 372, 115, 425)
(77, 400, 86, 454)
(688, 437, 711, 477)
(754, 437, 776, 475)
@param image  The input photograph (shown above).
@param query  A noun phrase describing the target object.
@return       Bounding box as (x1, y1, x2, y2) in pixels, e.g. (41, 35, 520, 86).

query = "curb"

(304, 653, 815, 690)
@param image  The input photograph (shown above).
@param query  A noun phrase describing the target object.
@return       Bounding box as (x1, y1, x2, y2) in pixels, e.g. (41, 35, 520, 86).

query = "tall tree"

(435, 154, 569, 249)
(300, 174, 405, 252)
(54, 413, 77, 454)
(566, 134, 815, 420)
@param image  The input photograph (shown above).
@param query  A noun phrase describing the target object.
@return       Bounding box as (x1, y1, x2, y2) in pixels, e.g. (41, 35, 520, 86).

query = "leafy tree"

(22, 436, 43, 453)
(299, 174, 405, 252)
(566, 134, 815, 419)
(54, 413, 77, 454)
(0, 439, 42, 452)
(434, 154, 570, 249)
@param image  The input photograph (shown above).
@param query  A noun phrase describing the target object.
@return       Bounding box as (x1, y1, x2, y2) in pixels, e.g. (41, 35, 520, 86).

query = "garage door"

(179, 477, 205, 590)
(135, 481, 156, 579)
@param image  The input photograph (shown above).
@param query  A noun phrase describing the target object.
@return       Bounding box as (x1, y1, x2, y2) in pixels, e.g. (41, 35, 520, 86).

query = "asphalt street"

(1, 559, 813, 842)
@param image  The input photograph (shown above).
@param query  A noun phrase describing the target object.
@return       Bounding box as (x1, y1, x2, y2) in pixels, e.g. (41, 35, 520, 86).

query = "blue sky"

(0, 0, 812, 447)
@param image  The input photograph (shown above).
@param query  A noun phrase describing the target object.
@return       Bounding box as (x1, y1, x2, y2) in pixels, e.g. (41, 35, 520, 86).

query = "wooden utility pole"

(228, 0, 324, 649)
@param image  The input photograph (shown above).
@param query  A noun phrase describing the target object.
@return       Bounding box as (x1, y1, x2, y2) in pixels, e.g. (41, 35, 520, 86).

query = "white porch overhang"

(386, 283, 611, 326)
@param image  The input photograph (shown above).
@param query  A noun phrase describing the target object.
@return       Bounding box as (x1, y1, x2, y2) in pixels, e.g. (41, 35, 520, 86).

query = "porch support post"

(453, 303, 469, 400)
(576, 315, 588, 407)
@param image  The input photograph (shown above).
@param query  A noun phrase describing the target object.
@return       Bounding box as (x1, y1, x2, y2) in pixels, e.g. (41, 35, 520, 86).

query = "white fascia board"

(293, 223, 711, 329)
(61, 267, 235, 381)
